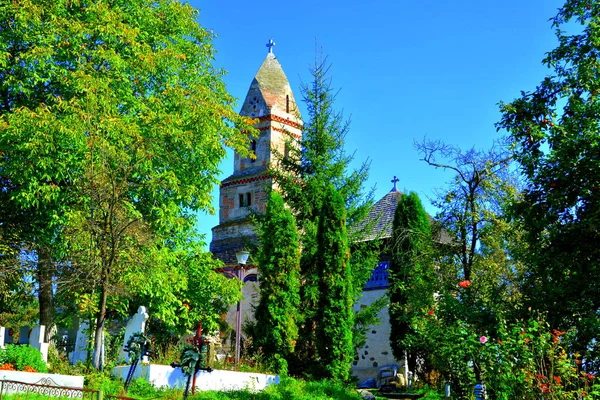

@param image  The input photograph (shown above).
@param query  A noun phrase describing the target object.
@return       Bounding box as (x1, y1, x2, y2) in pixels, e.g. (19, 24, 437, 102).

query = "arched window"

(286, 95, 290, 113)
(250, 140, 257, 163)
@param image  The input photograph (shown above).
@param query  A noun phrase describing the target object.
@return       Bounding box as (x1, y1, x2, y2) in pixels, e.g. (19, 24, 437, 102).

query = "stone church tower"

(210, 42, 302, 265)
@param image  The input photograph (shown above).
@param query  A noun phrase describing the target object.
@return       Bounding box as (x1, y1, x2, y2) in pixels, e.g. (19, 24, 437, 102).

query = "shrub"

(0, 344, 48, 373)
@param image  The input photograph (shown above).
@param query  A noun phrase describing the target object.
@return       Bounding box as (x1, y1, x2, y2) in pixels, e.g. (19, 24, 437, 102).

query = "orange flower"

(553, 375, 561, 385)
(458, 280, 471, 288)
(23, 366, 37, 373)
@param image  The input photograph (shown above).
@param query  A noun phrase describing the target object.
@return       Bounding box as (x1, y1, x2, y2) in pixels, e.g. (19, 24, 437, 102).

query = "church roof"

(355, 180, 452, 244)
(239, 53, 300, 120)
(356, 189, 403, 242)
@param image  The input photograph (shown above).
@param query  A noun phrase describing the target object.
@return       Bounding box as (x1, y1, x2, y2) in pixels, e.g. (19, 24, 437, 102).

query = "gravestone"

(68, 320, 91, 364)
(19, 326, 30, 345)
(120, 306, 149, 363)
(29, 325, 49, 363)
(5, 327, 14, 344)
(0, 327, 5, 348)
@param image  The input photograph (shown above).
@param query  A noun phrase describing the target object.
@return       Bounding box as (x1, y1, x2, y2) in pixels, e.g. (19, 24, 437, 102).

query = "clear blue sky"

(189, 0, 565, 247)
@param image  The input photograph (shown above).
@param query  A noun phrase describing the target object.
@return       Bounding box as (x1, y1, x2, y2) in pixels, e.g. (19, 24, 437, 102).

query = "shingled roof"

(357, 189, 403, 242)
(355, 180, 451, 244)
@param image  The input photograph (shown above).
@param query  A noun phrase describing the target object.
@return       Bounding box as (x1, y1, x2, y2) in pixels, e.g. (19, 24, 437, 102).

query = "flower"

(479, 336, 488, 344)
(458, 280, 471, 288)
(587, 373, 596, 380)
(553, 375, 561, 385)
(541, 383, 549, 393)
(428, 309, 435, 315)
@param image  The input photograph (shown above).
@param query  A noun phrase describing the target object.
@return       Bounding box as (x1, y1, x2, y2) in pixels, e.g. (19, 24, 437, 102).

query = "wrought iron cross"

(391, 176, 399, 192)
(266, 39, 276, 54)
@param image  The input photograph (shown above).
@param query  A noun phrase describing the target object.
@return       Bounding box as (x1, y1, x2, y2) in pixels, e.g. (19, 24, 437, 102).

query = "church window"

(286, 95, 290, 113)
(250, 140, 257, 163)
(239, 192, 252, 207)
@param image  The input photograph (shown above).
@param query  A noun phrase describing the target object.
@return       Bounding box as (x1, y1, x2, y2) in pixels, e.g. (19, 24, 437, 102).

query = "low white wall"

(112, 364, 279, 392)
(0, 370, 84, 394)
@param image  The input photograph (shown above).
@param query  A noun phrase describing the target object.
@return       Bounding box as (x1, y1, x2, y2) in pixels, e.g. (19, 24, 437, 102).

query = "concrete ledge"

(112, 364, 279, 391)
(0, 370, 84, 388)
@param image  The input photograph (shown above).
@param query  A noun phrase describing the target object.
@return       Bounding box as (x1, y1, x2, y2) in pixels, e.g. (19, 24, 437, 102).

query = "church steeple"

(233, 44, 302, 177)
(210, 42, 302, 265)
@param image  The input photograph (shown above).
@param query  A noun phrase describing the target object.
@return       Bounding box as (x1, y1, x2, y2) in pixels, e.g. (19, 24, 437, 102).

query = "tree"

(316, 185, 354, 381)
(497, 0, 600, 364)
(388, 191, 434, 376)
(270, 55, 376, 376)
(0, 0, 252, 369)
(253, 190, 301, 374)
(414, 140, 525, 391)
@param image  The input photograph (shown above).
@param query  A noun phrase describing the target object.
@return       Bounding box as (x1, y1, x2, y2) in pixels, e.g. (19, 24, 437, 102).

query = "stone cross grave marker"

(120, 306, 149, 363)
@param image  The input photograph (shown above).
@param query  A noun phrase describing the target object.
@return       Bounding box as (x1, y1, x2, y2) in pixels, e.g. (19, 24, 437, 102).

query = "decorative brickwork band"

(258, 114, 302, 129)
(258, 125, 302, 139)
(221, 174, 271, 188)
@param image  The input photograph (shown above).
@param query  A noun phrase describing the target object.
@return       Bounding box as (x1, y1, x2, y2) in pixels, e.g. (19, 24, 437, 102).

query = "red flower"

(587, 373, 596, 380)
(540, 383, 549, 393)
(553, 375, 561, 385)
(428, 309, 435, 315)
(458, 280, 471, 288)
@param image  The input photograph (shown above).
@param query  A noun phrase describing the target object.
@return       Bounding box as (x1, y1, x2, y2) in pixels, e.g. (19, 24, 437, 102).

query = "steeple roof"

(240, 52, 300, 120)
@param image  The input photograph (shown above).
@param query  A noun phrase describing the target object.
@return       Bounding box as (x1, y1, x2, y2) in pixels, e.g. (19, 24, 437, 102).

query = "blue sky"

(190, 0, 565, 247)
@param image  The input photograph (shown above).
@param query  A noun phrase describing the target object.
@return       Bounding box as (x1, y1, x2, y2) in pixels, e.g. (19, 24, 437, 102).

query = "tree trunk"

(92, 276, 108, 370)
(37, 247, 54, 343)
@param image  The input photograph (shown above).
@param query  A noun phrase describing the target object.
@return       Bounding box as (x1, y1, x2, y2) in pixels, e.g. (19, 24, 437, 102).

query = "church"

(209, 41, 405, 382)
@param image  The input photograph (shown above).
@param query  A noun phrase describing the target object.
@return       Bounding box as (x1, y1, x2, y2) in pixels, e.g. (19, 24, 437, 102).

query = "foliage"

(125, 332, 151, 363)
(412, 138, 525, 391)
(315, 185, 354, 381)
(0, 0, 253, 369)
(86, 375, 368, 400)
(269, 55, 374, 378)
(497, 0, 600, 364)
(388, 191, 434, 374)
(0, 344, 48, 373)
(254, 191, 301, 374)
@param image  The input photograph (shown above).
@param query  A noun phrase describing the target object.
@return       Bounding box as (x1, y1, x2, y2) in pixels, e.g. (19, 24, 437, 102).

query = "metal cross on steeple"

(266, 39, 276, 54)
(391, 176, 399, 192)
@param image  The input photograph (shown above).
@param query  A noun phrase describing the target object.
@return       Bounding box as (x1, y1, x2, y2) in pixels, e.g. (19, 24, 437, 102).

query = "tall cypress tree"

(254, 191, 301, 374)
(270, 55, 376, 375)
(388, 192, 434, 374)
(316, 185, 354, 381)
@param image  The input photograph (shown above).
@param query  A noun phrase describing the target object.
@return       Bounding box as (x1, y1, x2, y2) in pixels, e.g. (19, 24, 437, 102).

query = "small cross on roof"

(266, 39, 276, 54)
(391, 176, 399, 192)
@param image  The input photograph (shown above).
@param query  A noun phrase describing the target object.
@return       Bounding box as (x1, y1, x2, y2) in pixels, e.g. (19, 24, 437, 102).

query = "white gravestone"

(120, 306, 149, 363)
(68, 320, 91, 365)
(19, 326, 30, 344)
(29, 325, 49, 363)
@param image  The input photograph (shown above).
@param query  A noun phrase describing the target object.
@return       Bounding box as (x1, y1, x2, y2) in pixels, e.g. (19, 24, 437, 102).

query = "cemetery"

(2, 0, 600, 399)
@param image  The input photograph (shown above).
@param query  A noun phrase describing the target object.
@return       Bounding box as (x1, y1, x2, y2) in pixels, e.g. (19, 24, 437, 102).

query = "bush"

(0, 344, 48, 373)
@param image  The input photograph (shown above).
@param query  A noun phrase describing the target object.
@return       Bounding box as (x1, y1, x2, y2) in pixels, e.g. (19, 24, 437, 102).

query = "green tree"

(388, 191, 434, 375)
(0, 0, 252, 369)
(271, 56, 376, 376)
(316, 185, 354, 381)
(497, 0, 600, 365)
(414, 140, 524, 392)
(254, 191, 301, 374)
